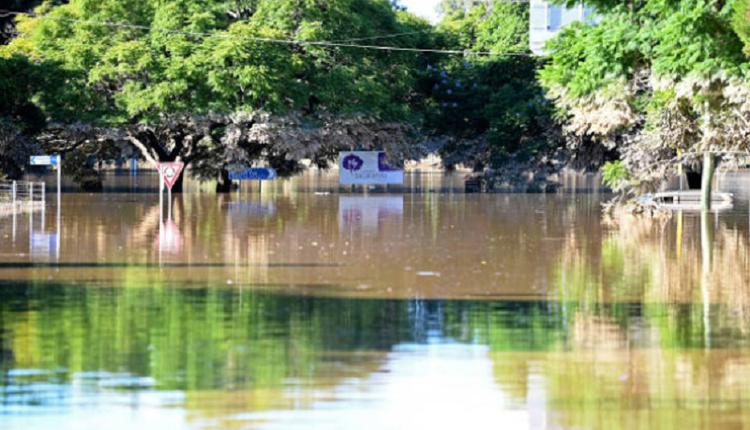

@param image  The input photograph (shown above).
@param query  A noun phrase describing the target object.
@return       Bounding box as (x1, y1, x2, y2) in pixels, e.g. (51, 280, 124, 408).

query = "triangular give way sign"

(158, 162, 184, 191)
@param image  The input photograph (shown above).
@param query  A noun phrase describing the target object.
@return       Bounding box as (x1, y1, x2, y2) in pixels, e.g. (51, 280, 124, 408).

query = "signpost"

(30, 155, 61, 204)
(229, 167, 277, 195)
(30, 155, 61, 261)
(30, 155, 60, 167)
(159, 162, 184, 191)
(158, 162, 184, 221)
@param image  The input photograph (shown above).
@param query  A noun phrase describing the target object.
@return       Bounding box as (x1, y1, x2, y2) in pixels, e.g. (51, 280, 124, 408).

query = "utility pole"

(700, 152, 716, 211)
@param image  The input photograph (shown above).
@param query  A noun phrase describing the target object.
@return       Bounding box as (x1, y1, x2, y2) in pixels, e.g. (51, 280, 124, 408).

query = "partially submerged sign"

(158, 162, 185, 191)
(229, 167, 277, 181)
(30, 155, 62, 213)
(339, 151, 403, 185)
(30, 155, 60, 166)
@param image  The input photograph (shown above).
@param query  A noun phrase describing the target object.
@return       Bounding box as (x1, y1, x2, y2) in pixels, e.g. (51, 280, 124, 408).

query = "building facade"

(529, 0, 596, 55)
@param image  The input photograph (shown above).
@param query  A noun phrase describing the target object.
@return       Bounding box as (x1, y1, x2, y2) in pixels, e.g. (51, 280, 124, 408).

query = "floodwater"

(2, 173, 750, 429)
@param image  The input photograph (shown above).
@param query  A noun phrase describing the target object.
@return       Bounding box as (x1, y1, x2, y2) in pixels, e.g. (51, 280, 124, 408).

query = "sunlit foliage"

(541, 0, 750, 194)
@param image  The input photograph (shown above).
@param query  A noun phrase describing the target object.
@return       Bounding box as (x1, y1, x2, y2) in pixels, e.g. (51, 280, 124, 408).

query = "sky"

(401, 0, 442, 23)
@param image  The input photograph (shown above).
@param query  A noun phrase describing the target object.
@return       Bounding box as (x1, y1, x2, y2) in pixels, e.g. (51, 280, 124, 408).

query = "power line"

(0, 9, 534, 57)
(333, 29, 431, 43)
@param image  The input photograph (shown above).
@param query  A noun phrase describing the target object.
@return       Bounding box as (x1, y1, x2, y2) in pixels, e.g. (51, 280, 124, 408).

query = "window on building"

(548, 5, 562, 30)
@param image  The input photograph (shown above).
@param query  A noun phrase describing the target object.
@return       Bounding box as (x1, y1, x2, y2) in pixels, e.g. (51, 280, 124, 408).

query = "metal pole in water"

(12, 181, 17, 243)
(56, 155, 61, 259)
(676, 210, 683, 260)
(40, 187, 45, 230)
(701, 151, 716, 211)
(168, 188, 172, 221)
(56, 155, 61, 211)
(701, 152, 716, 211)
(677, 149, 684, 191)
(700, 210, 712, 348)
(159, 171, 164, 222)
(29, 193, 33, 254)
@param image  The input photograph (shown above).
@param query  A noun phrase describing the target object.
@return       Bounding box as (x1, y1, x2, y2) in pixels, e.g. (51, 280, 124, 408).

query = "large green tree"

(3, 0, 429, 190)
(424, 1, 557, 175)
(541, 0, 750, 195)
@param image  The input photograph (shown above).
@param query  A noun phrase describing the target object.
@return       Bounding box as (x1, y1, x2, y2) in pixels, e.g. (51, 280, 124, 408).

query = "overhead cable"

(0, 9, 534, 57)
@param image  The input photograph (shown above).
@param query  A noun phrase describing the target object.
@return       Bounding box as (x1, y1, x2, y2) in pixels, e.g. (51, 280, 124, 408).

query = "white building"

(529, 0, 596, 55)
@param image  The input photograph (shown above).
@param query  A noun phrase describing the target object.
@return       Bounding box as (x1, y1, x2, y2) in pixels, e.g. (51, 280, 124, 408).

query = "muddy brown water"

(2, 173, 750, 429)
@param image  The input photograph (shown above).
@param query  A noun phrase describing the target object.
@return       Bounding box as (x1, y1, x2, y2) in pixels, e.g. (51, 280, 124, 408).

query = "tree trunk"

(685, 170, 702, 189)
(171, 174, 185, 193)
(701, 152, 716, 211)
(215, 169, 233, 193)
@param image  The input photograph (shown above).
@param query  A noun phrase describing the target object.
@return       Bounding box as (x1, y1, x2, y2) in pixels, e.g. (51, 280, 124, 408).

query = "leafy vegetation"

(1, 0, 432, 189)
(0, 0, 563, 189)
(601, 160, 628, 191)
(6, 0, 750, 193)
(541, 0, 750, 195)
(424, 1, 557, 171)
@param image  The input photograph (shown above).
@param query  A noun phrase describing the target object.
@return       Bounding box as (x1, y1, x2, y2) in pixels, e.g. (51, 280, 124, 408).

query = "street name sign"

(30, 155, 60, 166)
(229, 167, 277, 181)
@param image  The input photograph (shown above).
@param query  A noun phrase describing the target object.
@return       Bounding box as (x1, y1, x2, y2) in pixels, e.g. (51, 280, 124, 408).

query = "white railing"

(0, 181, 46, 210)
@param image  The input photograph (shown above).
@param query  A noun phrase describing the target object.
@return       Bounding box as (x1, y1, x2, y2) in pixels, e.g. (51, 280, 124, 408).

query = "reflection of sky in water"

(241, 344, 534, 430)
(3, 344, 537, 430)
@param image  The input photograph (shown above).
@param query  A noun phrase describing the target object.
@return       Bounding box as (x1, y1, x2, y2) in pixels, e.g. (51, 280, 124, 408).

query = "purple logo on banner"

(342, 154, 364, 172)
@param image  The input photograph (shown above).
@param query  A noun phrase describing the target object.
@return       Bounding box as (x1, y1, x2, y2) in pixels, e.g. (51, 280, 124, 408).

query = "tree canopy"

(421, 1, 556, 172)
(1, 0, 435, 188)
(540, 0, 750, 193)
(5, 0, 431, 122)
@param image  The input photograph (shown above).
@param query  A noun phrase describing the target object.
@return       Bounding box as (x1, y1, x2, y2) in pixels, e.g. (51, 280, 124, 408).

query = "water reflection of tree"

(0, 283, 412, 415)
(474, 211, 750, 430)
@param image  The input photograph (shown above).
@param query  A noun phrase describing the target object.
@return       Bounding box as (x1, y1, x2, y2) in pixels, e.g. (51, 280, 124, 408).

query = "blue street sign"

(229, 167, 277, 181)
(30, 155, 60, 166)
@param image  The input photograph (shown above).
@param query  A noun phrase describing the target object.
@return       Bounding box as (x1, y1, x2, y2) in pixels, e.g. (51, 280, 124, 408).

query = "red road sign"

(158, 162, 184, 191)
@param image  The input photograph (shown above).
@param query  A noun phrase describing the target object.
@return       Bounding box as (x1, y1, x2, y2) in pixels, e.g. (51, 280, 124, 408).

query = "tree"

(4, 0, 429, 190)
(424, 1, 557, 175)
(733, 0, 750, 55)
(540, 0, 750, 196)
(1, 1, 68, 44)
(437, 0, 488, 16)
(0, 119, 38, 180)
(0, 55, 45, 179)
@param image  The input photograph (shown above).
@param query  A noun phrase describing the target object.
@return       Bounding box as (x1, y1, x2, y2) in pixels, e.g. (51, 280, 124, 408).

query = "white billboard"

(339, 151, 403, 185)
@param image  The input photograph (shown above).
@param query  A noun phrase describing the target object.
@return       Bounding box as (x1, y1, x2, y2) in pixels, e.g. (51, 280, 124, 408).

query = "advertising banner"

(339, 151, 403, 185)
